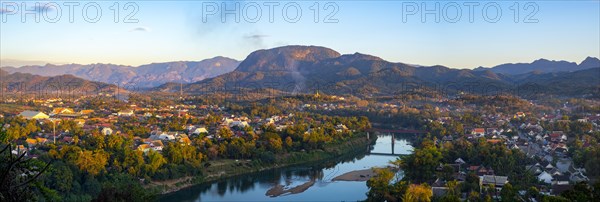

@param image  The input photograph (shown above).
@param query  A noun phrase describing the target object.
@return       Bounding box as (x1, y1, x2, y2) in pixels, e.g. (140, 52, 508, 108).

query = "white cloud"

(130, 27, 150, 32)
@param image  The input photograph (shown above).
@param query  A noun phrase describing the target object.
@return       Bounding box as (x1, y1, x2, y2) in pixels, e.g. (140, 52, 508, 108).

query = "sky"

(1, 0, 599, 69)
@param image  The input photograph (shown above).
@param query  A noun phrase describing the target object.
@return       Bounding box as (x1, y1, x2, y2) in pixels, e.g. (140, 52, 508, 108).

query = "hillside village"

(1, 92, 599, 201)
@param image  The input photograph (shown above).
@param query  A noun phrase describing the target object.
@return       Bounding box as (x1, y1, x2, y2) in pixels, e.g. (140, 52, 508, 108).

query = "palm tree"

(445, 180, 459, 197)
(402, 192, 417, 202)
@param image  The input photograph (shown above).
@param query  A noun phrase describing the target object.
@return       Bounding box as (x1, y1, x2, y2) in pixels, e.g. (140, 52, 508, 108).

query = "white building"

(192, 127, 208, 135)
(101, 127, 113, 135)
(230, 121, 249, 128)
(538, 171, 553, 184)
(19, 110, 49, 120)
(117, 110, 134, 116)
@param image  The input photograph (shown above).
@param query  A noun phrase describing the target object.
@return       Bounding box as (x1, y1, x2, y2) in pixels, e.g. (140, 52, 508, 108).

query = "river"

(160, 133, 414, 201)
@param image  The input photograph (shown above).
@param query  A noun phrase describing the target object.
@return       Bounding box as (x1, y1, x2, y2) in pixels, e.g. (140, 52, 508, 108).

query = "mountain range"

(156, 46, 599, 97)
(3, 45, 599, 98)
(474, 57, 600, 75)
(1, 57, 240, 88)
(0, 69, 121, 94)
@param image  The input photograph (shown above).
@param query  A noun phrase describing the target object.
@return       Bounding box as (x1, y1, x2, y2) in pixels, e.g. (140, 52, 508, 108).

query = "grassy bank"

(152, 132, 377, 196)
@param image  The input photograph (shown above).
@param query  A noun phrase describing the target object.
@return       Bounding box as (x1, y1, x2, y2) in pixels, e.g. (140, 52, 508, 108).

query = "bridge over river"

(365, 128, 427, 157)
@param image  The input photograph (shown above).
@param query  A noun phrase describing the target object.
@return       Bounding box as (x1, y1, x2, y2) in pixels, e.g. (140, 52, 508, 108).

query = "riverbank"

(152, 132, 377, 196)
(265, 180, 316, 197)
(332, 168, 375, 181)
(332, 166, 399, 182)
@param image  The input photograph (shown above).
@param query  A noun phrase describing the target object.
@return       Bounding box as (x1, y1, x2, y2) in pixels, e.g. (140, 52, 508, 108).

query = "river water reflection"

(161, 134, 413, 201)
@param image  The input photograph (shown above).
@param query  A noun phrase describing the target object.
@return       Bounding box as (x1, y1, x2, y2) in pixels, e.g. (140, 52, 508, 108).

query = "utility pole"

(51, 119, 60, 144)
(53, 120, 56, 144)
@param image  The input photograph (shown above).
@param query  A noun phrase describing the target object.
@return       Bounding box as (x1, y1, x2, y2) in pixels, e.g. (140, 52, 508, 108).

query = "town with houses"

(1, 92, 599, 201)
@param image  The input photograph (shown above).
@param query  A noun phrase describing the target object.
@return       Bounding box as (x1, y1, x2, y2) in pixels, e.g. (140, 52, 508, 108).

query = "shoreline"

(153, 133, 377, 197)
(266, 180, 316, 197)
(331, 166, 399, 182)
(332, 168, 375, 182)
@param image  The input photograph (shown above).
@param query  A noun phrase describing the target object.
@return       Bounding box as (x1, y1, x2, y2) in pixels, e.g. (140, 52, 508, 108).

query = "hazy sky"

(1, 0, 599, 68)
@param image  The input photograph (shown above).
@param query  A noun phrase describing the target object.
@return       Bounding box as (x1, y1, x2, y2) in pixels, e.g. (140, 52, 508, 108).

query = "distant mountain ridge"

(1, 57, 240, 88)
(474, 57, 600, 75)
(4, 46, 598, 97)
(157, 45, 599, 97)
(0, 71, 121, 94)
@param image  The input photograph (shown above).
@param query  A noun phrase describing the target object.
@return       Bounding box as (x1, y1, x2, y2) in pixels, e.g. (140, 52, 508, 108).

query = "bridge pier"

(391, 134, 395, 155)
(364, 128, 427, 157)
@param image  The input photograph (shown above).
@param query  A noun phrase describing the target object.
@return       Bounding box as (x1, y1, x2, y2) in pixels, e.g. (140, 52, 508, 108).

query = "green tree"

(500, 183, 517, 201)
(366, 168, 394, 201)
(526, 186, 540, 201)
(145, 150, 166, 174)
(163, 142, 203, 167)
(468, 191, 480, 202)
(560, 182, 593, 202)
(403, 184, 432, 202)
(285, 136, 293, 149)
(401, 145, 442, 182)
(445, 180, 459, 197)
(217, 127, 233, 139)
(268, 136, 283, 153)
(74, 150, 109, 176)
(541, 195, 570, 202)
(0, 144, 54, 201)
(46, 162, 73, 194)
(93, 173, 155, 202)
